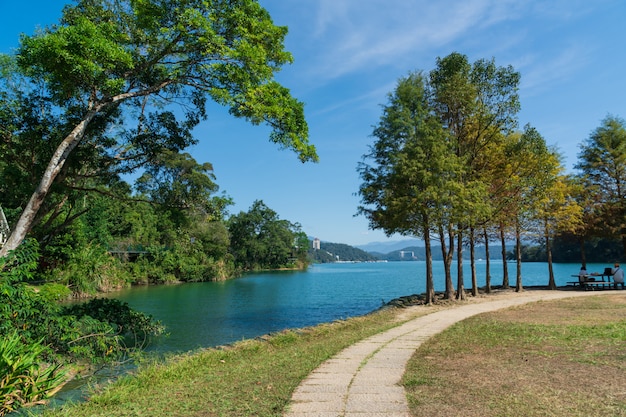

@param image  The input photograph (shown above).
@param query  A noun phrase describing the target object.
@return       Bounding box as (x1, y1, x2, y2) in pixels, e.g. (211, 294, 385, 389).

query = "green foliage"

(228, 200, 307, 270)
(0, 241, 64, 345)
(0, 242, 67, 415)
(47, 243, 129, 296)
(0, 239, 39, 283)
(1, 0, 317, 257)
(0, 331, 66, 416)
(135, 151, 219, 214)
(0, 240, 165, 415)
(575, 115, 626, 257)
(62, 298, 165, 355)
(135, 229, 234, 284)
(37, 283, 72, 303)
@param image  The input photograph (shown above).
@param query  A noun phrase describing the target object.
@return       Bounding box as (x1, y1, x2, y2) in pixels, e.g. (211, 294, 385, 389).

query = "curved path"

(284, 289, 605, 417)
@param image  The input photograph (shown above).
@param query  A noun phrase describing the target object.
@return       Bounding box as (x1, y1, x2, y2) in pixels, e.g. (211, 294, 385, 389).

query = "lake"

(103, 260, 597, 354)
(46, 260, 599, 407)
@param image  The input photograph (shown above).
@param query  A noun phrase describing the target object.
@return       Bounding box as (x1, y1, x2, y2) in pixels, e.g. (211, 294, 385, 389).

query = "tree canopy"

(575, 115, 626, 257)
(358, 53, 545, 301)
(0, 0, 317, 256)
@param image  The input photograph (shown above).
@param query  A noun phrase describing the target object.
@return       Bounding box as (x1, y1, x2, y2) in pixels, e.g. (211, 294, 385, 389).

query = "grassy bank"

(403, 294, 626, 417)
(37, 305, 427, 417)
(35, 293, 625, 417)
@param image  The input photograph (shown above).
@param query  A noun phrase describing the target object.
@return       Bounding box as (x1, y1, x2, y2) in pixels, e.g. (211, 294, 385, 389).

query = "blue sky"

(1, 0, 625, 246)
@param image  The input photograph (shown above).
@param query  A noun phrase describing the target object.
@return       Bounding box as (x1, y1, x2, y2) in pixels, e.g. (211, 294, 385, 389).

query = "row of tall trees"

(357, 52, 625, 304)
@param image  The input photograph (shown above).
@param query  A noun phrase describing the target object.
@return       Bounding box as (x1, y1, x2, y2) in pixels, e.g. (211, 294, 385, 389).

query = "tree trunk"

(439, 225, 455, 300)
(0, 110, 101, 257)
(424, 222, 435, 304)
(483, 227, 491, 293)
(499, 222, 510, 289)
(579, 238, 587, 268)
(470, 227, 477, 296)
(515, 220, 523, 292)
(456, 231, 465, 300)
(546, 222, 557, 290)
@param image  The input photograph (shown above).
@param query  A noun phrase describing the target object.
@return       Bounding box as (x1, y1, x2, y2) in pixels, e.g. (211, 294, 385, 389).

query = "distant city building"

(312, 237, 321, 250)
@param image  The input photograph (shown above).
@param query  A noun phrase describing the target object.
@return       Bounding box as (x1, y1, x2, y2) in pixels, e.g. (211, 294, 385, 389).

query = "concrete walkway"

(284, 289, 604, 417)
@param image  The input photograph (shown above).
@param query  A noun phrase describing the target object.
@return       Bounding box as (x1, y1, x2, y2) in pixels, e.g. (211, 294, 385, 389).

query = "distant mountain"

(308, 241, 379, 263)
(375, 245, 503, 261)
(356, 239, 423, 254)
(310, 237, 503, 260)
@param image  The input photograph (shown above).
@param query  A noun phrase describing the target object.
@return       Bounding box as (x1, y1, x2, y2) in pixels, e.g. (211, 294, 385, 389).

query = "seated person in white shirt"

(612, 263, 624, 289)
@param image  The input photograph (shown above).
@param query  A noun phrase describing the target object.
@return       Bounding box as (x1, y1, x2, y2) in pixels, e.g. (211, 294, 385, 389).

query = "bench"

(569, 274, 617, 290)
(581, 281, 611, 290)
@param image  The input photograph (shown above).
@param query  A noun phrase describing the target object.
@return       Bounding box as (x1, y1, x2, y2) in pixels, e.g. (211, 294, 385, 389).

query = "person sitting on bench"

(612, 263, 624, 289)
(578, 265, 588, 284)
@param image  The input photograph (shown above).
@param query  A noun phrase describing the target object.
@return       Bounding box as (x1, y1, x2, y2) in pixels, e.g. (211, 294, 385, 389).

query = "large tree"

(428, 52, 520, 299)
(357, 71, 461, 304)
(227, 200, 305, 270)
(0, 0, 316, 257)
(575, 115, 626, 258)
(534, 174, 583, 289)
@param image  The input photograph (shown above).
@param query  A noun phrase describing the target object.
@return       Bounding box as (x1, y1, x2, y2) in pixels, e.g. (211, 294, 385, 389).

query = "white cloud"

(518, 42, 593, 96)
(302, 0, 527, 80)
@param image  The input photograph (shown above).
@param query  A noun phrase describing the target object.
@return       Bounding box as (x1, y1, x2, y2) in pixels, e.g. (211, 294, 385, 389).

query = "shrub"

(62, 298, 165, 356)
(47, 244, 129, 296)
(0, 240, 165, 412)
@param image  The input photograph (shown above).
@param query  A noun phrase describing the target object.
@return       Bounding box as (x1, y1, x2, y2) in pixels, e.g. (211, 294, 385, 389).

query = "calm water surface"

(47, 260, 600, 407)
(106, 260, 597, 354)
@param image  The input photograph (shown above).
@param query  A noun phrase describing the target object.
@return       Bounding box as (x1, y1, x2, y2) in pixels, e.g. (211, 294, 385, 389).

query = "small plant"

(0, 331, 66, 416)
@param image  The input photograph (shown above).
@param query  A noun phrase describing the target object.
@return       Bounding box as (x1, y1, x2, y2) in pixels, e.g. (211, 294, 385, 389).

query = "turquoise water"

(106, 260, 600, 354)
(45, 260, 601, 407)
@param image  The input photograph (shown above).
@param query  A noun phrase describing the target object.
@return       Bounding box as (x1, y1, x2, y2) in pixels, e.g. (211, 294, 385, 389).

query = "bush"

(62, 298, 165, 352)
(0, 240, 165, 413)
(38, 283, 72, 302)
(46, 244, 130, 296)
